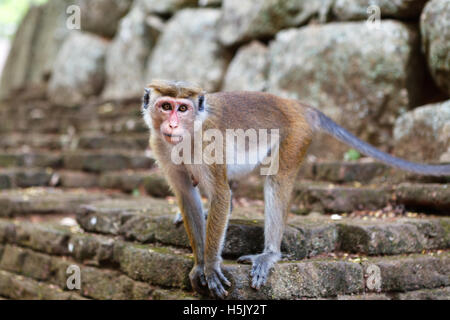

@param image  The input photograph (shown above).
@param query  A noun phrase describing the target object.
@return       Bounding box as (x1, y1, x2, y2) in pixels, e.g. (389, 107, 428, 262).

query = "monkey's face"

(153, 96, 195, 145)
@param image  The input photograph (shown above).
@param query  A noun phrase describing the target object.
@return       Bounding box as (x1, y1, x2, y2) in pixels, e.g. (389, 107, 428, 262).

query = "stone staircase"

(0, 98, 449, 300)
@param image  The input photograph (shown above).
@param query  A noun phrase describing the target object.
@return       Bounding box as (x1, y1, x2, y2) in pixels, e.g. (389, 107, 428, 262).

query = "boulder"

(76, 0, 133, 38)
(141, 0, 198, 15)
(222, 41, 269, 92)
(267, 20, 424, 159)
(333, 0, 428, 20)
(393, 100, 450, 162)
(217, 0, 333, 46)
(47, 32, 110, 107)
(421, 0, 450, 96)
(0, 0, 79, 99)
(102, 2, 163, 100)
(146, 9, 227, 92)
(27, 0, 74, 86)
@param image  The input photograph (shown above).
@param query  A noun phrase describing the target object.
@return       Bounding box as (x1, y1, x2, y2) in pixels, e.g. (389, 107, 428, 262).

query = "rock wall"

(0, 0, 449, 160)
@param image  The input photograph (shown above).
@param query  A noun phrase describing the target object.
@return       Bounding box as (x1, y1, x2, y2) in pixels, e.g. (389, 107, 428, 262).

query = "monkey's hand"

(204, 263, 231, 299)
(237, 252, 280, 290)
(189, 264, 209, 296)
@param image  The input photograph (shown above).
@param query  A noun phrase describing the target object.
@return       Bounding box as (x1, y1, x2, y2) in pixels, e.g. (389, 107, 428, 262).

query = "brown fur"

(148, 79, 203, 99)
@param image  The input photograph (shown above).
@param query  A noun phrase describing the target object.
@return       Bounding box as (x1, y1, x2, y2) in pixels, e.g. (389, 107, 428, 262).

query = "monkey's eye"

(161, 103, 172, 111)
(178, 105, 188, 112)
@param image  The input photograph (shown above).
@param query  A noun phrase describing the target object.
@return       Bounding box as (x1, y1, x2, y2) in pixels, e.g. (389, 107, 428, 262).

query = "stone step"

(0, 113, 147, 135)
(337, 287, 450, 300)
(0, 168, 169, 198)
(0, 168, 101, 189)
(292, 181, 450, 214)
(0, 150, 155, 172)
(0, 270, 86, 300)
(0, 98, 141, 123)
(0, 222, 194, 290)
(2, 163, 447, 215)
(98, 170, 171, 197)
(0, 133, 149, 151)
(0, 187, 125, 217)
(6, 164, 446, 213)
(96, 161, 450, 196)
(0, 246, 195, 300)
(0, 100, 146, 134)
(0, 168, 169, 197)
(77, 133, 148, 151)
(227, 252, 449, 299)
(62, 150, 154, 172)
(1, 237, 448, 300)
(75, 198, 450, 258)
(1, 217, 448, 299)
(299, 160, 450, 184)
(0, 134, 65, 150)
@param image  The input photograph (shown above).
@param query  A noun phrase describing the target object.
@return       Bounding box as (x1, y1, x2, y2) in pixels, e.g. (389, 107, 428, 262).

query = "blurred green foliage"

(343, 149, 361, 161)
(0, 0, 48, 37)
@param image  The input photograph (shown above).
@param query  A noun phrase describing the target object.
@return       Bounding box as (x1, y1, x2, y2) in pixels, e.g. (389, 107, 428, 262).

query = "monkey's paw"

(204, 264, 231, 299)
(237, 252, 280, 290)
(189, 264, 209, 296)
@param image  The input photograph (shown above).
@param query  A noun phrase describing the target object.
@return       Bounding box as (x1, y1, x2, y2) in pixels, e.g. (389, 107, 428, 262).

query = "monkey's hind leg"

(237, 168, 297, 289)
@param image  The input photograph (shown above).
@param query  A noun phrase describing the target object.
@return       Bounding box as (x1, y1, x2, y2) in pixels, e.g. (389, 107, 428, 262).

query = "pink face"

(154, 97, 195, 144)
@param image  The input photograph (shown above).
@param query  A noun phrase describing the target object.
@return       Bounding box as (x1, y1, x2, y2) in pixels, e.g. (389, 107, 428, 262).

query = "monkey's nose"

(169, 123, 178, 129)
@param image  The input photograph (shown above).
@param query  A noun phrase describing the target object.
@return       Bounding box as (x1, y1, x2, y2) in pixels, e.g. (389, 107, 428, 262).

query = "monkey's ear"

(142, 88, 150, 109)
(198, 94, 205, 112)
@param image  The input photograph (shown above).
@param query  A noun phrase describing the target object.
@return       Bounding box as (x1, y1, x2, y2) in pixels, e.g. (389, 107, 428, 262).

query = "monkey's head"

(142, 80, 206, 145)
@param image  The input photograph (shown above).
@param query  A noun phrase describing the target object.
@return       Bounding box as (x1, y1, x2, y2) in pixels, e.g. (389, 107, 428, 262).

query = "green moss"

(0, 155, 18, 167)
(439, 219, 450, 246)
(229, 219, 262, 227)
(147, 246, 175, 255)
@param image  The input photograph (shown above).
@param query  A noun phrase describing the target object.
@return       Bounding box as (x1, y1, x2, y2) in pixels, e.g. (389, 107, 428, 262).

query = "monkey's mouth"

(163, 133, 183, 143)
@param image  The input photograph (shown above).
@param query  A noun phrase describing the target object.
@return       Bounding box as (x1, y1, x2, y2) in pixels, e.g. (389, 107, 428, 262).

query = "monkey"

(141, 79, 450, 299)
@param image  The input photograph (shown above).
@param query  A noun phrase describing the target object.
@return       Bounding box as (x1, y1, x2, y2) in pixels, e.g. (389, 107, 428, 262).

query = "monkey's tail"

(309, 108, 450, 176)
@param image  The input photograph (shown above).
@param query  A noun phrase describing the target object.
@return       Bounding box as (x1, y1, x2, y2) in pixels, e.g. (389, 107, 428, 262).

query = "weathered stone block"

(102, 2, 161, 100)
(333, 0, 428, 20)
(77, 0, 133, 38)
(218, 0, 332, 46)
(116, 242, 193, 289)
(394, 100, 450, 162)
(268, 21, 424, 159)
(48, 32, 110, 107)
(421, 0, 450, 95)
(146, 9, 227, 92)
(364, 253, 450, 292)
(225, 259, 364, 299)
(222, 41, 269, 92)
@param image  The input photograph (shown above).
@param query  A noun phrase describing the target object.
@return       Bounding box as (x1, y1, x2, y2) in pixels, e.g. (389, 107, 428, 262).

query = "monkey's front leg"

(204, 182, 232, 299)
(173, 184, 234, 226)
(165, 168, 209, 295)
